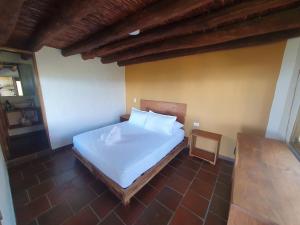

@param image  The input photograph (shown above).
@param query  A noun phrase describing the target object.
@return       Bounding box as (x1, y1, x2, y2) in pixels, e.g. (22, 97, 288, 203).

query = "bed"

(72, 99, 188, 205)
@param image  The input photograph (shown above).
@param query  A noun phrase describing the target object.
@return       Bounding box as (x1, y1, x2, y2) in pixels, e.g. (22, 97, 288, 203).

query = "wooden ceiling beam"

(28, 0, 99, 52)
(62, 0, 232, 57)
(102, 7, 300, 64)
(118, 29, 300, 66)
(0, 0, 25, 46)
(84, 0, 300, 59)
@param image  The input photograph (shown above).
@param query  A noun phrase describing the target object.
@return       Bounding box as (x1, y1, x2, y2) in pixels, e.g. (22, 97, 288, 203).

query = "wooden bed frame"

(73, 99, 187, 205)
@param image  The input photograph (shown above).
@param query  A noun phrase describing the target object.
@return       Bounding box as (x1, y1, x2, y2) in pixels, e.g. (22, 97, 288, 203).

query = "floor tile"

(204, 212, 227, 225)
(48, 177, 96, 212)
(38, 157, 80, 184)
(149, 173, 168, 191)
(67, 187, 96, 212)
(63, 207, 99, 225)
(99, 213, 124, 225)
(13, 190, 29, 207)
(170, 206, 203, 225)
(201, 162, 221, 175)
(9, 170, 23, 184)
(28, 179, 55, 200)
(44, 155, 76, 172)
(217, 173, 231, 187)
(134, 201, 172, 225)
(47, 184, 68, 206)
(22, 163, 46, 178)
(196, 170, 217, 186)
(209, 195, 230, 220)
(214, 182, 231, 202)
(170, 158, 182, 169)
(189, 178, 214, 199)
(115, 198, 145, 225)
(135, 184, 158, 206)
(156, 187, 182, 211)
(160, 165, 176, 177)
(52, 169, 79, 186)
(16, 196, 50, 225)
(176, 149, 189, 161)
(37, 201, 73, 225)
(27, 220, 38, 225)
(219, 159, 234, 167)
(38, 168, 63, 182)
(166, 173, 190, 194)
(191, 157, 204, 165)
(220, 164, 233, 175)
(91, 191, 119, 218)
(9, 148, 234, 225)
(11, 176, 39, 193)
(31, 155, 53, 164)
(181, 158, 201, 171)
(89, 179, 107, 195)
(175, 164, 197, 180)
(71, 169, 95, 185)
(182, 190, 209, 218)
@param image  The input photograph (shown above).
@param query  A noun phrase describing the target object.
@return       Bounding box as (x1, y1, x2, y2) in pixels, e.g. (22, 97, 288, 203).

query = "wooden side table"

(120, 114, 130, 122)
(189, 129, 222, 165)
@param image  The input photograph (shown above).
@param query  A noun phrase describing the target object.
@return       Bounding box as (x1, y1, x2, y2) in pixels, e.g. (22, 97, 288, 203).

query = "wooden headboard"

(140, 99, 187, 124)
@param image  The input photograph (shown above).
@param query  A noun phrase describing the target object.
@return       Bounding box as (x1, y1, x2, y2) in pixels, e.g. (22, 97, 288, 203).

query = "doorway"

(0, 49, 50, 160)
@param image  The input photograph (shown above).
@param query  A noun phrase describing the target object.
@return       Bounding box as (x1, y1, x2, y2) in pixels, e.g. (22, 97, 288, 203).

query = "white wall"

(0, 145, 16, 225)
(286, 73, 300, 141)
(35, 47, 125, 149)
(266, 37, 300, 141)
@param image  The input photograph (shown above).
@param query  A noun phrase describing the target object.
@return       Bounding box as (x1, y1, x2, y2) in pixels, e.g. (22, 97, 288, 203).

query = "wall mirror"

(0, 62, 36, 97)
(0, 48, 50, 162)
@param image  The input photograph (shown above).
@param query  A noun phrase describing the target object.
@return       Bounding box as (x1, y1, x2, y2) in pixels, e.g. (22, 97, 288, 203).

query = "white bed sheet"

(73, 121, 184, 188)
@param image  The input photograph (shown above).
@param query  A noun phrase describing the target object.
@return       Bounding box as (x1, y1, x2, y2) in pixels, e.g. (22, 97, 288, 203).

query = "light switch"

(133, 97, 137, 103)
(193, 122, 200, 127)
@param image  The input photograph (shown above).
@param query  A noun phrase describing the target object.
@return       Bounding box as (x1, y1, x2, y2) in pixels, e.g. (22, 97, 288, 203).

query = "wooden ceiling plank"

(0, 0, 26, 46)
(62, 0, 231, 57)
(28, 0, 99, 52)
(84, 0, 300, 59)
(101, 7, 300, 64)
(117, 29, 300, 66)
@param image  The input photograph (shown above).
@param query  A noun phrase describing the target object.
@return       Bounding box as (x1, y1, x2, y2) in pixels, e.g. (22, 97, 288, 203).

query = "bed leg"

(123, 198, 131, 206)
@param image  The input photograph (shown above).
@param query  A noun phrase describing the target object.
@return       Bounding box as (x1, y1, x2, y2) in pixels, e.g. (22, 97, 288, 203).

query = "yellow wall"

(125, 41, 286, 158)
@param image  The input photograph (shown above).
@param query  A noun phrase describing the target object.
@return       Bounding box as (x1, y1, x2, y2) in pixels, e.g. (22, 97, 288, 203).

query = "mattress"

(73, 121, 184, 188)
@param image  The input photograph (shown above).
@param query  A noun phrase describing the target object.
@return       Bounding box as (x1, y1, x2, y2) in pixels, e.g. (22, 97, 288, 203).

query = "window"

(16, 80, 23, 96)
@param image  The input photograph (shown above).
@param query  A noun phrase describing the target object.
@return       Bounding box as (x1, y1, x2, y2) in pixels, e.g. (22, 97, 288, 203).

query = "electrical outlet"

(133, 97, 137, 103)
(193, 122, 200, 127)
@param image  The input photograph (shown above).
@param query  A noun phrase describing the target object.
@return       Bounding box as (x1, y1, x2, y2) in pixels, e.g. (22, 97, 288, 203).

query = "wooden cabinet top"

(233, 134, 300, 225)
(120, 114, 130, 121)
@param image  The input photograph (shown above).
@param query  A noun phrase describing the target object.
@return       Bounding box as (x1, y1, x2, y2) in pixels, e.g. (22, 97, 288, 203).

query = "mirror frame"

(0, 47, 51, 161)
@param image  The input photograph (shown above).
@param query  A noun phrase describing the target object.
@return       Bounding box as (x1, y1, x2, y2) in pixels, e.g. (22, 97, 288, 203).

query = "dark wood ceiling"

(1, 0, 300, 66)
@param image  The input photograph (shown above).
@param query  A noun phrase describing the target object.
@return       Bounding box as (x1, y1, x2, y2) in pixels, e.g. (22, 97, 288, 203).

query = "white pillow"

(144, 111, 177, 135)
(148, 111, 183, 130)
(172, 121, 184, 134)
(173, 121, 184, 130)
(128, 108, 148, 127)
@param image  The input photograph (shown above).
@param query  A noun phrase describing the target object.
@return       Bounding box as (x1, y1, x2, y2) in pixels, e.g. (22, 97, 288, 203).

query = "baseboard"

(52, 144, 73, 152)
(218, 154, 235, 163)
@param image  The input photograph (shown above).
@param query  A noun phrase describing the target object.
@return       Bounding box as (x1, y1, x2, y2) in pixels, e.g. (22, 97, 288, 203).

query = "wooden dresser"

(228, 134, 300, 225)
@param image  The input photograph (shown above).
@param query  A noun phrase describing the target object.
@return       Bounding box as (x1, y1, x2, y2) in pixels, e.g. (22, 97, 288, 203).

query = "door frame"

(0, 47, 51, 160)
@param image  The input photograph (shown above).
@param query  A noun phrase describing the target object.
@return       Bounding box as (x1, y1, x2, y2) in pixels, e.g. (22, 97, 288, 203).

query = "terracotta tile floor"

(9, 148, 233, 225)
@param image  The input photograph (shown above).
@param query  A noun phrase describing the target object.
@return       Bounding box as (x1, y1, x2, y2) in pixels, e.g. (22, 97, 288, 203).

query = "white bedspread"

(73, 122, 184, 188)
